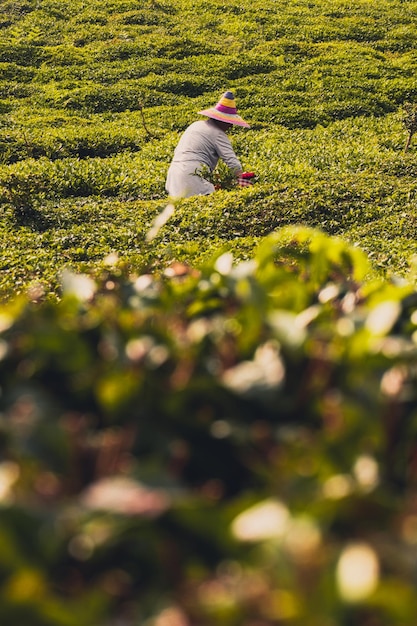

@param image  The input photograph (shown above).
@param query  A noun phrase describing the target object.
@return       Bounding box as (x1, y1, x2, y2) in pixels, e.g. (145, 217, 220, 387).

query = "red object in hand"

(238, 171, 256, 186)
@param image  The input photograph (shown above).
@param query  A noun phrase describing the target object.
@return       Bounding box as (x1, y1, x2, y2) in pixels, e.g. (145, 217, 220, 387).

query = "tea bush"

(0, 152, 168, 205)
(2, 229, 417, 624)
(0, 111, 154, 163)
(0, 61, 35, 81)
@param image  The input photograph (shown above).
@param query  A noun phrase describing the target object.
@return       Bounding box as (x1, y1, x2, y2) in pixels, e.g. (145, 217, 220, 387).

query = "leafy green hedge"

(0, 152, 167, 205)
(1, 228, 417, 625)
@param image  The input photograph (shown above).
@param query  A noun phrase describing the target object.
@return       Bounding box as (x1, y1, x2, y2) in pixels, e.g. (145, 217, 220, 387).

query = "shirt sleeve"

(214, 132, 242, 173)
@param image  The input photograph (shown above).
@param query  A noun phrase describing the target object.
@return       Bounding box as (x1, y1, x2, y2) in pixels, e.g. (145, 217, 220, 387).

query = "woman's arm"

(214, 131, 242, 173)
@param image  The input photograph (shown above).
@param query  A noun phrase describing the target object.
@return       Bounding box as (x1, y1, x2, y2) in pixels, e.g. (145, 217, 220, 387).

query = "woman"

(165, 91, 251, 198)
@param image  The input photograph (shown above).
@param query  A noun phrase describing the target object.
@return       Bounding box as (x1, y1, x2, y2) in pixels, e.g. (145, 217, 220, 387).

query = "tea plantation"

(2, 0, 417, 624)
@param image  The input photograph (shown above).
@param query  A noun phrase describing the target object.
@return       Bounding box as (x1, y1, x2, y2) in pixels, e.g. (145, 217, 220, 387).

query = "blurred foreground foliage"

(2, 227, 417, 625)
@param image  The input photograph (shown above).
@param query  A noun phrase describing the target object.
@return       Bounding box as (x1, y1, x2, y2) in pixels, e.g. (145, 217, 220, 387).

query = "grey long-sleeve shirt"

(165, 119, 242, 198)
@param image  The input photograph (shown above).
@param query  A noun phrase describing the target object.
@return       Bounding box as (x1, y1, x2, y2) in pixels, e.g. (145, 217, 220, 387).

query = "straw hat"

(198, 91, 250, 128)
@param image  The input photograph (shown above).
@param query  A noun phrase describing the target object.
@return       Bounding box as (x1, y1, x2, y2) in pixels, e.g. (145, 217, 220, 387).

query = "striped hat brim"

(198, 108, 250, 128)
